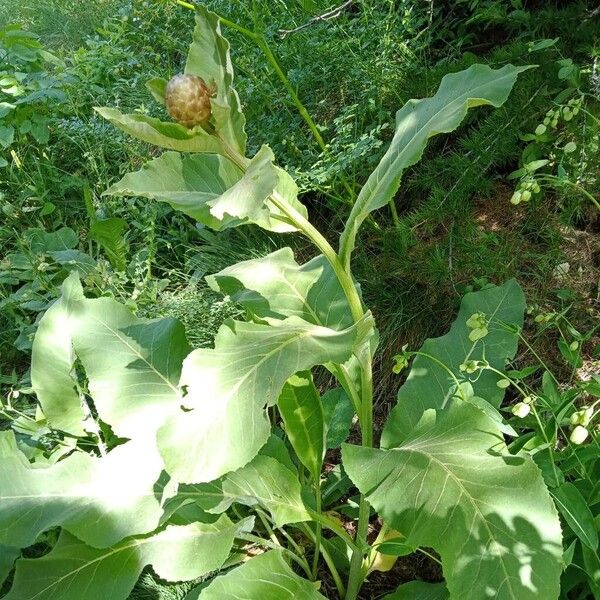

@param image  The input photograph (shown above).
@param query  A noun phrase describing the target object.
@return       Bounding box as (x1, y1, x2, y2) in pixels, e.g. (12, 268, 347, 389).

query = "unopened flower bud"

(512, 402, 531, 418)
(165, 73, 213, 128)
(570, 425, 589, 445)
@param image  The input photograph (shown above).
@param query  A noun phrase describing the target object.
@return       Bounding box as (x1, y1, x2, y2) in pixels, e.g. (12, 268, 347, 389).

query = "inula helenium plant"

(0, 6, 566, 600)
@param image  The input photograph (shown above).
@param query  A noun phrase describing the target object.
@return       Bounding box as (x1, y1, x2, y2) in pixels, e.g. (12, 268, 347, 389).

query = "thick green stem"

(312, 485, 322, 579)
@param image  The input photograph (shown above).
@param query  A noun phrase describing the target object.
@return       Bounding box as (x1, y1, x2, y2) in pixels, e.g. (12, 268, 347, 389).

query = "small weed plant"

(1, 7, 588, 600)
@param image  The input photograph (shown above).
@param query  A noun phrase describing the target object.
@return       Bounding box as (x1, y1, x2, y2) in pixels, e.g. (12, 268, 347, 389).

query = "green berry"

(165, 73, 213, 128)
(510, 191, 522, 205)
(535, 124, 547, 136)
(570, 425, 589, 445)
(521, 190, 532, 202)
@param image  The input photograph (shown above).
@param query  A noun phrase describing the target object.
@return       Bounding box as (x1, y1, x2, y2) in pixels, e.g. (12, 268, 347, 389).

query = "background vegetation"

(0, 0, 598, 598)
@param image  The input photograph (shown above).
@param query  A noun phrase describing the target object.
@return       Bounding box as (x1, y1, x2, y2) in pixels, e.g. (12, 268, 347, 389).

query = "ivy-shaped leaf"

(3, 516, 241, 600)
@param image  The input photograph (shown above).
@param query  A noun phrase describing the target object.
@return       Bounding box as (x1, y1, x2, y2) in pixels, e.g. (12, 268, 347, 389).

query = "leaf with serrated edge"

(3, 516, 240, 600)
(343, 403, 562, 600)
(0, 431, 164, 549)
(340, 64, 531, 261)
(158, 314, 371, 483)
(199, 549, 327, 599)
(382, 280, 524, 444)
(179, 454, 309, 528)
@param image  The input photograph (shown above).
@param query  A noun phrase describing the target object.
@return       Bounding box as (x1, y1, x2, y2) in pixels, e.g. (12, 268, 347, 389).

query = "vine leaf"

(198, 549, 327, 599)
(104, 147, 306, 233)
(340, 64, 532, 261)
(158, 314, 371, 484)
(343, 403, 563, 600)
(3, 516, 242, 600)
(180, 454, 310, 528)
(0, 431, 164, 549)
(382, 279, 525, 444)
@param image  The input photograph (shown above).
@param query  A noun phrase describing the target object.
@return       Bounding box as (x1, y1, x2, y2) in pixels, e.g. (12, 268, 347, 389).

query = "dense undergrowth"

(0, 1, 599, 599)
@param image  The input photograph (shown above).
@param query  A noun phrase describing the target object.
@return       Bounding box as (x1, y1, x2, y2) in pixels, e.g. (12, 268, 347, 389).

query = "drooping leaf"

(95, 107, 226, 154)
(180, 454, 309, 528)
(383, 581, 449, 600)
(339, 64, 531, 262)
(552, 483, 598, 551)
(207, 247, 352, 329)
(0, 432, 164, 549)
(158, 314, 371, 483)
(322, 387, 354, 449)
(30, 273, 87, 436)
(278, 371, 324, 481)
(3, 516, 241, 600)
(104, 147, 305, 233)
(382, 280, 525, 444)
(88, 217, 128, 271)
(342, 403, 563, 600)
(186, 6, 246, 155)
(198, 550, 326, 599)
(54, 273, 190, 440)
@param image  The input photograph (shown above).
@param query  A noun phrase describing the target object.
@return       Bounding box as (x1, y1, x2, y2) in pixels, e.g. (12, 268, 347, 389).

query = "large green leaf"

(207, 247, 352, 329)
(0, 545, 19, 586)
(158, 314, 371, 483)
(180, 454, 309, 528)
(0, 432, 164, 549)
(95, 107, 226, 153)
(30, 273, 86, 436)
(339, 64, 531, 262)
(382, 280, 525, 444)
(342, 403, 563, 600)
(3, 516, 240, 600)
(383, 581, 449, 600)
(52, 273, 190, 440)
(104, 147, 305, 233)
(199, 550, 326, 599)
(186, 6, 246, 155)
(278, 372, 324, 482)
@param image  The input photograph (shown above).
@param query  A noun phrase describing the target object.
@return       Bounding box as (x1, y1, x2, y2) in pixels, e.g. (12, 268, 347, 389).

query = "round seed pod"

(165, 73, 213, 128)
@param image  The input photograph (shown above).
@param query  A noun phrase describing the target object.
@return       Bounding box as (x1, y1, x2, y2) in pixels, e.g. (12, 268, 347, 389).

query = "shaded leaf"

(89, 217, 128, 271)
(552, 483, 598, 550)
(199, 550, 326, 599)
(322, 387, 354, 448)
(383, 581, 449, 600)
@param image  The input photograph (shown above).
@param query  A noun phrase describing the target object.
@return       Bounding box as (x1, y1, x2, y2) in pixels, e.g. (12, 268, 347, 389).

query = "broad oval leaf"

(179, 454, 309, 528)
(343, 403, 563, 600)
(158, 314, 371, 483)
(382, 279, 525, 444)
(339, 64, 531, 262)
(198, 550, 326, 599)
(0, 432, 164, 549)
(3, 516, 241, 600)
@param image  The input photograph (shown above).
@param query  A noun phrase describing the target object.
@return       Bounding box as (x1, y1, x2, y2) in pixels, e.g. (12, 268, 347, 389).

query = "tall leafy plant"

(0, 8, 564, 600)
